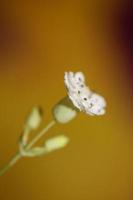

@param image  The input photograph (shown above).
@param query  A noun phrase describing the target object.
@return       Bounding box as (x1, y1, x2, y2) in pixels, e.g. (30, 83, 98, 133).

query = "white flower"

(64, 71, 106, 116)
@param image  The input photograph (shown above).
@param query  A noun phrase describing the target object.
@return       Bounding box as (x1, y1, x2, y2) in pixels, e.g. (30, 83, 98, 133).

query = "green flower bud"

(25, 106, 43, 130)
(52, 96, 78, 124)
(45, 135, 69, 152)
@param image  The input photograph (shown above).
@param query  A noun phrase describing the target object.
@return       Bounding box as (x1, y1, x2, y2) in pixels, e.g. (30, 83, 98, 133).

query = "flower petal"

(64, 71, 106, 116)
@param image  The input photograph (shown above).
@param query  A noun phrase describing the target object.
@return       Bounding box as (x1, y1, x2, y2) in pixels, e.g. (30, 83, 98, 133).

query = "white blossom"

(64, 71, 106, 116)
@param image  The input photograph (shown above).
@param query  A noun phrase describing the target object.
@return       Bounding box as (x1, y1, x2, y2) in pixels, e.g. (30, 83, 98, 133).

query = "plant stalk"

(0, 120, 56, 176)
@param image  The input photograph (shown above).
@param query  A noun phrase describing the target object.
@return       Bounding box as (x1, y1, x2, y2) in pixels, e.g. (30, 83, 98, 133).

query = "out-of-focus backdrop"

(0, 1, 133, 200)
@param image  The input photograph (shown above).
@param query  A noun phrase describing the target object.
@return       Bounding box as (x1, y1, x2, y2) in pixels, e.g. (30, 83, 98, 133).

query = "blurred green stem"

(0, 120, 56, 176)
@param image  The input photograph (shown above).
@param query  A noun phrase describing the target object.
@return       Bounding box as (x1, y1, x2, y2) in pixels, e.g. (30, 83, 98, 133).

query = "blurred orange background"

(0, 1, 133, 200)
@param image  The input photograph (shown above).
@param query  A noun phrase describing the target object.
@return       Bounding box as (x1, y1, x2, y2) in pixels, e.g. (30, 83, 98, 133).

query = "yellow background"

(0, 1, 133, 200)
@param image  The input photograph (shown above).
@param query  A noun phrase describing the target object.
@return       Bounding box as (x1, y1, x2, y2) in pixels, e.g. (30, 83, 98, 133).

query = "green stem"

(0, 152, 21, 176)
(0, 120, 56, 176)
(27, 120, 56, 149)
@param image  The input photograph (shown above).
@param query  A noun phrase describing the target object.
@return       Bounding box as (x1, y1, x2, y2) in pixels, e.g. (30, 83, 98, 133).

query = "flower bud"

(25, 106, 43, 130)
(52, 96, 78, 124)
(45, 135, 69, 152)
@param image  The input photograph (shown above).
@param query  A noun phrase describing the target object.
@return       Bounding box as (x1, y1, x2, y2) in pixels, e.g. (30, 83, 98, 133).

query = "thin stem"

(0, 152, 21, 176)
(26, 120, 56, 149)
(0, 120, 56, 176)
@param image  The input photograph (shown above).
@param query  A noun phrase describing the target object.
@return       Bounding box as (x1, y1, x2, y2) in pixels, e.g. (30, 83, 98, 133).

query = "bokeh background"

(0, 0, 133, 200)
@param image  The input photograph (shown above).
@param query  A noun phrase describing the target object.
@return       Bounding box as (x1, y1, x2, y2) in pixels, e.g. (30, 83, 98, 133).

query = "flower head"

(64, 71, 106, 116)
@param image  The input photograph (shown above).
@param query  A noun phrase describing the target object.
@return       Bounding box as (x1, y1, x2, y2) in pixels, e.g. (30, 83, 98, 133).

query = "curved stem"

(0, 120, 56, 176)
